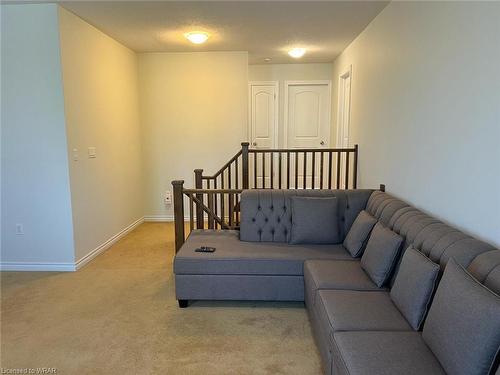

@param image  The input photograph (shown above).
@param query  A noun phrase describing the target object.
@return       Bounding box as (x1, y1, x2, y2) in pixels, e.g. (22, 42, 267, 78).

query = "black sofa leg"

(178, 299, 188, 308)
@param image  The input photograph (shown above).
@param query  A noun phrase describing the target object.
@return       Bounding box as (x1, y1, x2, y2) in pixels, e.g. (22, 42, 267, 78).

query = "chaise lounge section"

(174, 189, 373, 303)
(173, 189, 500, 375)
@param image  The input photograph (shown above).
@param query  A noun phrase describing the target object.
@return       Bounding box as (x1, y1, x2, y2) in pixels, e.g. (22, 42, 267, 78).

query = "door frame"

(248, 81, 279, 148)
(283, 80, 332, 148)
(336, 65, 352, 148)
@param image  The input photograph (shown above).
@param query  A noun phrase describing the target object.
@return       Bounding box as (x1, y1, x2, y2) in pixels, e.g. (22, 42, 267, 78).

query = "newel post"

(353, 144, 359, 189)
(194, 169, 204, 229)
(241, 142, 250, 189)
(172, 180, 185, 253)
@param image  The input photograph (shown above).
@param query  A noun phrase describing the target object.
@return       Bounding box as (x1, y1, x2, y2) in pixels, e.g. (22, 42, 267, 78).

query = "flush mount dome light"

(185, 31, 209, 44)
(288, 48, 306, 58)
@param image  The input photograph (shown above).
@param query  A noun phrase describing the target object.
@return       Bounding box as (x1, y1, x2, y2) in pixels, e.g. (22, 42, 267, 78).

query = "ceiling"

(59, 1, 389, 64)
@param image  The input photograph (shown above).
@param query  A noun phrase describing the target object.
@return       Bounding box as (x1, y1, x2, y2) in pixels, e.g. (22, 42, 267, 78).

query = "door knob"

(320, 141, 325, 146)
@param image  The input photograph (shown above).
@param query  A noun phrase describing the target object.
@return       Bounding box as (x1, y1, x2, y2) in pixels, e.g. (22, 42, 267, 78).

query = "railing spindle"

(278, 152, 282, 189)
(229, 193, 234, 227)
(303, 152, 307, 188)
(221, 173, 225, 220)
(194, 169, 203, 229)
(336, 152, 341, 189)
(208, 192, 214, 229)
(320, 151, 324, 189)
(328, 152, 333, 189)
(311, 151, 316, 189)
(287, 152, 291, 189)
(270, 152, 274, 189)
(235, 157, 239, 190)
(253, 152, 257, 189)
(262, 152, 266, 188)
(345, 152, 350, 189)
(189, 193, 194, 231)
(295, 151, 299, 188)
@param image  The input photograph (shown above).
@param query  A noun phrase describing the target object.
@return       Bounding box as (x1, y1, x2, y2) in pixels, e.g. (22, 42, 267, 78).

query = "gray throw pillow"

(343, 210, 378, 257)
(390, 247, 440, 330)
(289, 197, 339, 244)
(360, 222, 403, 287)
(422, 259, 500, 375)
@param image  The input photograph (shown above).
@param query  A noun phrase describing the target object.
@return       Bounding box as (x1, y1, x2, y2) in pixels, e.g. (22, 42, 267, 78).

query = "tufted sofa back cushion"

(239, 189, 373, 243)
(365, 191, 498, 276)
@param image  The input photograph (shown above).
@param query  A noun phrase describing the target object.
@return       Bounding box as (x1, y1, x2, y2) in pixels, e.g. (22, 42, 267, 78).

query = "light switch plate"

(88, 147, 96, 158)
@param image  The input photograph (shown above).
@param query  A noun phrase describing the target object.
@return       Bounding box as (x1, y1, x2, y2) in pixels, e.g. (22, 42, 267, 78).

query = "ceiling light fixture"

(288, 48, 306, 58)
(185, 31, 209, 44)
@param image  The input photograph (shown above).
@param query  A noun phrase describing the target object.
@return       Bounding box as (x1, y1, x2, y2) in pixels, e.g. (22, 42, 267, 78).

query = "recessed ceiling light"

(288, 48, 306, 58)
(264, 58, 272, 62)
(185, 31, 209, 44)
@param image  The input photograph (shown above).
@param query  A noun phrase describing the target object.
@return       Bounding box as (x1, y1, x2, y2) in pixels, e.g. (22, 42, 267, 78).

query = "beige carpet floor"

(1, 223, 322, 374)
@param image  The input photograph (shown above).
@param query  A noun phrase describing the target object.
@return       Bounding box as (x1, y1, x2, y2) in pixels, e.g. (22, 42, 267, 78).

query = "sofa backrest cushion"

(360, 223, 403, 287)
(365, 191, 497, 279)
(422, 259, 500, 375)
(390, 247, 440, 330)
(485, 266, 500, 295)
(467, 251, 500, 287)
(289, 197, 340, 244)
(239, 189, 373, 243)
(342, 210, 378, 257)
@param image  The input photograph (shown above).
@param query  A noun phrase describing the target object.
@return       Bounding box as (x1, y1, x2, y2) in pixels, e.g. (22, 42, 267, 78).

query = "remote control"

(195, 246, 216, 253)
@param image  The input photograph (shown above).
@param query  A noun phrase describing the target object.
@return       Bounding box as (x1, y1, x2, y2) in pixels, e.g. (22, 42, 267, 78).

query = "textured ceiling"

(60, 1, 389, 64)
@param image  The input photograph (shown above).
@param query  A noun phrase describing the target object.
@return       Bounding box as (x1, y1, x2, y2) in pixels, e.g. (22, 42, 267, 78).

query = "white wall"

(332, 1, 500, 246)
(249, 63, 333, 147)
(1, 4, 75, 268)
(139, 52, 248, 219)
(58, 8, 144, 263)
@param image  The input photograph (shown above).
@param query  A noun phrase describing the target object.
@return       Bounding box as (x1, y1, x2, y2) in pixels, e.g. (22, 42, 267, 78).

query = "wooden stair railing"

(172, 144, 359, 252)
(193, 142, 359, 227)
(172, 180, 242, 252)
(195, 142, 358, 191)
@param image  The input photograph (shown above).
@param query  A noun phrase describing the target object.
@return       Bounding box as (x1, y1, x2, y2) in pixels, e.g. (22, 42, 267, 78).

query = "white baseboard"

(143, 215, 224, 222)
(144, 215, 174, 222)
(0, 262, 76, 272)
(0, 217, 145, 272)
(144, 215, 191, 222)
(74, 217, 144, 270)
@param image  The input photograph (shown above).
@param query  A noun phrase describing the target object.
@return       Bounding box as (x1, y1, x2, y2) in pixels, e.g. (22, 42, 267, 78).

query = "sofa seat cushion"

(174, 230, 353, 276)
(316, 290, 411, 333)
(304, 260, 384, 307)
(331, 331, 445, 375)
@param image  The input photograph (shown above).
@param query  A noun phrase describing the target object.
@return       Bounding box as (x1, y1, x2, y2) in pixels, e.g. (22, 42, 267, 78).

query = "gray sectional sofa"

(173, 189, 500, 375)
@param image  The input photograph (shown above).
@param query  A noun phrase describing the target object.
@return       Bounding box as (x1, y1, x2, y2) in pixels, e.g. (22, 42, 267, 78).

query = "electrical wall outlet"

(164, 190, 172, 205)
(16, 224, 24, 235)
(88, 147, 96, 158)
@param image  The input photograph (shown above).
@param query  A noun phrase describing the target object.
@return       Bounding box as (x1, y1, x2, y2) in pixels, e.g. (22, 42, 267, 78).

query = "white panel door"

(249, 82, 278, 188)
(285, 82, 331, 149)
(285, 81, 331, 187)
(250, 83, 278, 149)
